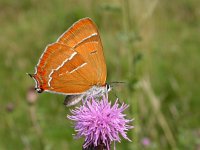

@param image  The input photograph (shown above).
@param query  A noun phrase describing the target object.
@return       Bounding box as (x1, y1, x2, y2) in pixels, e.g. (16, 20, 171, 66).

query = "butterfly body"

(29, 18, 109, 106)
(64, 85, 111, 106)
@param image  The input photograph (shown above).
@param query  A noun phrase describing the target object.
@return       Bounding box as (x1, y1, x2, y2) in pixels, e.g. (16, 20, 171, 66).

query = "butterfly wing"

(32, 18, 107, 95)
(58, 18, 107, 86)
(33, 43, 94, 94)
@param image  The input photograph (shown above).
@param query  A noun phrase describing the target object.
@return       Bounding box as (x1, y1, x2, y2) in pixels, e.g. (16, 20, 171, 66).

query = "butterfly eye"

(106, 84, 111, 92)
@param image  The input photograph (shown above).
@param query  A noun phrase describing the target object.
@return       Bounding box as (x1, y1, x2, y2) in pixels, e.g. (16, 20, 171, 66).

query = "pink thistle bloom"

(67, 96, 133, 150)
(141, 137, 151, 147)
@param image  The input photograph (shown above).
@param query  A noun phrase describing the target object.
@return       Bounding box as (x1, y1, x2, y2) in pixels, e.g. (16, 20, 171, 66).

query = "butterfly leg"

(64, 94, 84, 107)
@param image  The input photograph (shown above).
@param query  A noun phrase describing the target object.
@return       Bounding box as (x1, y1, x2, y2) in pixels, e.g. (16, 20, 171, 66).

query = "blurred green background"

(0, 0, 200, 149)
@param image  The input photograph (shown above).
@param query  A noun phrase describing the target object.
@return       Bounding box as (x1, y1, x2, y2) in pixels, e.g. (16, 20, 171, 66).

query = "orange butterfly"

(28, 18, 111, 106)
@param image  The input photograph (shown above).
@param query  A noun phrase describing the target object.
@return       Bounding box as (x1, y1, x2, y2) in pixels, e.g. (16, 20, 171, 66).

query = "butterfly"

(28, 18, 111, 106)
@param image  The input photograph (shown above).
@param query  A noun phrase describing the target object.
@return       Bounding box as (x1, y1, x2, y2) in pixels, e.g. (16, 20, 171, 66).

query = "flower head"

(67, 96, 133, 150)
(141, 137, 151, 147)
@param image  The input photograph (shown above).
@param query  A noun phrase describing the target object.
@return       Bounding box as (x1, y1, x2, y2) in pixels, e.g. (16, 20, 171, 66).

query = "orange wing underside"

(33, 18, 107, 94)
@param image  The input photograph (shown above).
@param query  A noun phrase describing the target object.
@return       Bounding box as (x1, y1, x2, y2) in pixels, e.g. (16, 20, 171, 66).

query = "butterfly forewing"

(58, 18, 98, 48)
(74, 39, 106, 85)
(57, 18, 106, 86)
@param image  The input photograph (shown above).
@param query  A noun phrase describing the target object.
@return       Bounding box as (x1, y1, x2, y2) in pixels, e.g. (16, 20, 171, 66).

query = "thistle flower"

(67, 96, 133, 150)
(141, 137, 151, 147)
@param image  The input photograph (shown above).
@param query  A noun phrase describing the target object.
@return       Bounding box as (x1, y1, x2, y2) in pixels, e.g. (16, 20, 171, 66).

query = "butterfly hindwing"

(33, 43, 93, 94)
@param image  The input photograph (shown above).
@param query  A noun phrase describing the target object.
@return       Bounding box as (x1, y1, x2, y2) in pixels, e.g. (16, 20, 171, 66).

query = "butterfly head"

(107, 81, 125, 92)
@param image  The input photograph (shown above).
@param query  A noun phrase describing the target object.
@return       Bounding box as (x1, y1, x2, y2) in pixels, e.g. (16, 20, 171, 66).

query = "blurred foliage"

(0, 0, 200, 149)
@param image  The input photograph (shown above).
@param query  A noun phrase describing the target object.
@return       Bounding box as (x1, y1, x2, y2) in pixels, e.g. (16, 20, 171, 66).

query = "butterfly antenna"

(109, 81, 127, 89)
(109, 81, 126, 84)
